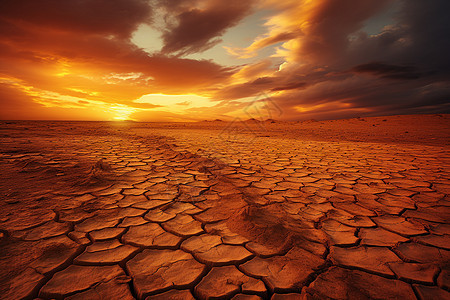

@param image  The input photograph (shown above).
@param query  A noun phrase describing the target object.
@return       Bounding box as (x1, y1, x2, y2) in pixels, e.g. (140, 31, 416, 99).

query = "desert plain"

(0, 114, 449, 299)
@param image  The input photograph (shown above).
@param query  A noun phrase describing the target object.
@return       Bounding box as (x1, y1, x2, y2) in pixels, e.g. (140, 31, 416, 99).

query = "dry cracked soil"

(0, 114, 449, 299)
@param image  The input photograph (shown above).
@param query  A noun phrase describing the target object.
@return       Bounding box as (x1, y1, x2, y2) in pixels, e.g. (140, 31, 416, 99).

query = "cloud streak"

(351, 62, 422, 80)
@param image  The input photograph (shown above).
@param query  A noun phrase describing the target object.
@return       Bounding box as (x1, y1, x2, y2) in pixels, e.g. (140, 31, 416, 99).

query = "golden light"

(110, 105, 138, 121)
(294, 103, 327, 113)
(67, 88, 98, 96)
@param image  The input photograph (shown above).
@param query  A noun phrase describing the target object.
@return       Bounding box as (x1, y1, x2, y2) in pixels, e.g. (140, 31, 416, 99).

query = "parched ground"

(0, 114, 449, 299)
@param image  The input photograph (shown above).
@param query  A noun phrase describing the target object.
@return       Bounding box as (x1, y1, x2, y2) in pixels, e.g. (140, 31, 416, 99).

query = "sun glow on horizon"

(110, 105, 138, 121)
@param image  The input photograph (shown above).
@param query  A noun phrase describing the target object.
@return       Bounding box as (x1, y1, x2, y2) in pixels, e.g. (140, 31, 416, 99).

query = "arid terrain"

(0, 114, 449, 299)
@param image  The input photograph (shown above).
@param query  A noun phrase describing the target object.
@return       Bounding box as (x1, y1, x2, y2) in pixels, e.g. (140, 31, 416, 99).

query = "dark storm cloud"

(230, 0, 450, 120)
(159, 0, 256, 55)
(252, 77, 274, 85)
(216, 77, 278, 100)
(331, 0, 450, 116)
(398, 0, 450, 75)
(271, 81, 307, 92)
(344, 0, 450, 76)
(292, 0, 392, 64)
(0, 0, 152, 38)
(351, 62, 422, 80)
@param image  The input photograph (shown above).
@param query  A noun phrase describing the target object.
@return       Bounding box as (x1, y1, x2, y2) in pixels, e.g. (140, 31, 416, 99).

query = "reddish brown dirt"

(0, 114, 449, 299)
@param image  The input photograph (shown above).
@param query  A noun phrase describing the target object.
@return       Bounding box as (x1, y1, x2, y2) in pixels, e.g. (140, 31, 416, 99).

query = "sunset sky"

(0, 0, 449, 121)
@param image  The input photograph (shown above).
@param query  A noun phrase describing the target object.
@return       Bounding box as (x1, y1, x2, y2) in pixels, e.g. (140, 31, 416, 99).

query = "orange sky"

(0, 0, 449, 121)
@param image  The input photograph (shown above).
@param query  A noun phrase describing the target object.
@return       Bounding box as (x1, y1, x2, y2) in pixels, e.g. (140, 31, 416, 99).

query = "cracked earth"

(0, 115, 449, 299)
